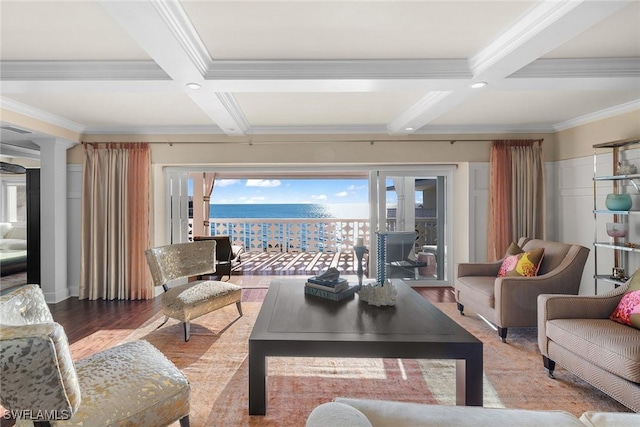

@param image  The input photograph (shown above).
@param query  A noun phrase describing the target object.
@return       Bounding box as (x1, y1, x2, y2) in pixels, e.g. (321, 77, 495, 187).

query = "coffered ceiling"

(0, 0, 639, 148)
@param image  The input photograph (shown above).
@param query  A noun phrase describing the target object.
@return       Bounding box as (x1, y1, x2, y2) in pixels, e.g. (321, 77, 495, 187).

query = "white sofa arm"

(306, 402, 372, 427)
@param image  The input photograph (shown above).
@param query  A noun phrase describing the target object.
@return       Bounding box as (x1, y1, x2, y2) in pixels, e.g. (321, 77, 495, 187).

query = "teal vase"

(605, 193, 632, 211)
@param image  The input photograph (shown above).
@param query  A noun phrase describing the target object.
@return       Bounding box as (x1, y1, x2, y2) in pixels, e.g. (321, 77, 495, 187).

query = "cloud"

(335, 191, 348, 197)
(246, 179, 281, 188)
(245, 196, 266, 203)
(311, 194, 328, 201)
(216, 179, 240, 187)
(348, 184, 367, 191)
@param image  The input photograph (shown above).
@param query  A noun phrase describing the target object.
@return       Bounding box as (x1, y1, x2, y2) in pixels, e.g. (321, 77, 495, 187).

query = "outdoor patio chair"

(194, 235, 244, 280)
(145, 239, 243, 341)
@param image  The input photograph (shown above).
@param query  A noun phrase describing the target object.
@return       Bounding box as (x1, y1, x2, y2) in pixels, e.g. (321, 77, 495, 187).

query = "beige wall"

(554, 110, 640, 160)
(71, 132, 553, 166)
(1, 108, 81, 144)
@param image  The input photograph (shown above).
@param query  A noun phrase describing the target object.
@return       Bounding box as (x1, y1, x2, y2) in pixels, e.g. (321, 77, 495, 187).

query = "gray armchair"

(538, 283, 640, 412)
(454, 237, 589, 342)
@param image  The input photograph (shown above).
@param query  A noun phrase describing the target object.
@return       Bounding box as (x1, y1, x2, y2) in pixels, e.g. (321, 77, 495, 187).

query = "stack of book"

(304, 276, 360, 301)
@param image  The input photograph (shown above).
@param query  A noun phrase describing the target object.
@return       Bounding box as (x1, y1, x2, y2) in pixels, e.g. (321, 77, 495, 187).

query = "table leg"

(455, 350, 483, 406)
(249, 344, 267, 415)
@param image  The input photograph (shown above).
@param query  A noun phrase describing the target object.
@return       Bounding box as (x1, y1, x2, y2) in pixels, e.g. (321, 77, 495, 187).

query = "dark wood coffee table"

(248, 279, 483, 415)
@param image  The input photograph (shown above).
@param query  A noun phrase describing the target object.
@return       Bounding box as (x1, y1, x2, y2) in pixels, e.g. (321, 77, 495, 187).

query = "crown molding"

(469, 0, 583, 76)
(413, 124, 555, 134)
(205, 59, 471, 80)
(81, 125, 226, 135)
(1, 97, 85, 133)
(0, 61, 170, 81)
(151, 0, 213, 76)
(553, 99, 640, 131)
(511, 58, 640, 78)
(246, 125, 389, 135)
(215, 93, 250, 134)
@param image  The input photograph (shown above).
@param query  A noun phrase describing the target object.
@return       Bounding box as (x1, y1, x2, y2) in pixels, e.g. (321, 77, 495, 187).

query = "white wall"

(67, 165, 82, 297)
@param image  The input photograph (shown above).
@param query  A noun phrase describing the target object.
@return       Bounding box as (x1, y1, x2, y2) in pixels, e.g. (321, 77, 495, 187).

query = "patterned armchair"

(145, 239, 243, 341)
(0, 285, 190, 426)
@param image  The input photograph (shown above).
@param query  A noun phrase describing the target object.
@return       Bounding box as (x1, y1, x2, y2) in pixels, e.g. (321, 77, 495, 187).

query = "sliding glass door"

(370, 167, 453, 286)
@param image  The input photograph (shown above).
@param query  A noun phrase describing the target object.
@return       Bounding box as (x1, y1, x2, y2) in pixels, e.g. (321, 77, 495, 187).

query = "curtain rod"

(83, 138, 544, 146)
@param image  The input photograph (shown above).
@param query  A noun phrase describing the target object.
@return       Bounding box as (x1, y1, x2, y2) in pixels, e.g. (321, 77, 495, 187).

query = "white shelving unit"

(593, 138, 640, 294)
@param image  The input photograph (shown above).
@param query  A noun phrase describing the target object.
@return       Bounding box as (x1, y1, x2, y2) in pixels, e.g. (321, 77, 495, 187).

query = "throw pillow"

(505, 242, 524, 257)
(610, 270, 640, 329)
(497, 248, 545, 278)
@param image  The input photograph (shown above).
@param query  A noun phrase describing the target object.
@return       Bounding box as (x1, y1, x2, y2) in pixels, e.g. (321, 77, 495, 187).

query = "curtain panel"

(487, 140, 545, 261)
(80, 143, 153, 300)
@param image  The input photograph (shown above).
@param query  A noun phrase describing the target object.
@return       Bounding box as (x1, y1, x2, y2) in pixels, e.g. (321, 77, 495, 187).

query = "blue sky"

(207, 178, 371, 204)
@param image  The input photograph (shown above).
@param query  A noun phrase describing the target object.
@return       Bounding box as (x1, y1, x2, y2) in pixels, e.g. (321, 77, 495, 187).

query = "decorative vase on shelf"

(605, 193, 632, 211)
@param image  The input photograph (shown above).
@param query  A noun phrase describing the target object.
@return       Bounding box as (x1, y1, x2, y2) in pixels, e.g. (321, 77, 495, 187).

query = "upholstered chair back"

(0, 285, 81, 422)
(520, 238, 576, 276)
(145, 240, 217, 286)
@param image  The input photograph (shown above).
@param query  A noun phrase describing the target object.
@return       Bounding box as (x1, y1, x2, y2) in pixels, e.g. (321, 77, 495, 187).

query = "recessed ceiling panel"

(4, 93, 214, 128)
(544, 2, 640, 58)
(430, 90, 640, 126)
(0, 1, 151, 60)
(184, 1, 535, 60)
(235, 92, 424, 126)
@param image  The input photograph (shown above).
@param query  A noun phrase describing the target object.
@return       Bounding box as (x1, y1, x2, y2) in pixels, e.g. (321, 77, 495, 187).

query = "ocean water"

(210, 203, 369, 219)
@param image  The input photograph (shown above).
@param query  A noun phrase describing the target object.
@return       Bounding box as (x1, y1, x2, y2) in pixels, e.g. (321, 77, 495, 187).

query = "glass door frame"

(369, 166, 454, 287)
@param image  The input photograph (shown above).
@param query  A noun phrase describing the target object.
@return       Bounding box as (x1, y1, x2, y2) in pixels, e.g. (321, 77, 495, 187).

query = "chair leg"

(183, 321, 191, 342)
(236, 301, 243, 317)
(498, 327, 508, 343)
(457, 302, 464, 315)
(179, 415, 190, 427)
(543, 355, 556, 379)
(156, 315, 170, 330)
(34, 422, 52, 427)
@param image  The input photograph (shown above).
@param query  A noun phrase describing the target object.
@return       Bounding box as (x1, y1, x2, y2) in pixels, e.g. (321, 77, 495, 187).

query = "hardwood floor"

(47, 279, 455, 346)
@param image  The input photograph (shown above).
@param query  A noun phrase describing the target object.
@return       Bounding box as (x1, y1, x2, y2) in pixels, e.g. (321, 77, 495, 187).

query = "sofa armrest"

(457, 261, 502, 278)
(537, 284, 628, 355)
(306, 402, 372, 427)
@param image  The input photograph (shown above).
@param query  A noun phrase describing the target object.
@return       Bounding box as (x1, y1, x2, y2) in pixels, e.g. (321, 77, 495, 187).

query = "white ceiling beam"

(387, 0, 634, 134)
(98, 0, 246, 135)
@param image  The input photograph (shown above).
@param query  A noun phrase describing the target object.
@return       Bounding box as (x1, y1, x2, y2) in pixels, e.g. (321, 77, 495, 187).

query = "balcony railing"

(198, 217, 437, 253)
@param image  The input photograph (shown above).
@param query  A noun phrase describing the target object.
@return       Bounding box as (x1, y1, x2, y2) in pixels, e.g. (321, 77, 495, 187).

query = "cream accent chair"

(145, 239, 243, 341)
(455, 237, 590, 342)
(0, 285, 190, 426)
(538, 282, 640, 412)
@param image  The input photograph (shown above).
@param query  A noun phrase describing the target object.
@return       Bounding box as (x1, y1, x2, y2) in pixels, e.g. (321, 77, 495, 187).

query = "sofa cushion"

(0, 239, 27, 250)
(498, 248, 544, 278)
(546, 318, 640, 383)
(5, 226, 26, 240)
(455, 276, 496, 308)
(579, 411, 640, 426)
(333, 398, 585, 427)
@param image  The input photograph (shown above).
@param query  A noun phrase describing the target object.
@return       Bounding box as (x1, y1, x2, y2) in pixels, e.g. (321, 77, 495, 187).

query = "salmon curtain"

(487, 139, 545, 261)
(80, 143, 153, 300)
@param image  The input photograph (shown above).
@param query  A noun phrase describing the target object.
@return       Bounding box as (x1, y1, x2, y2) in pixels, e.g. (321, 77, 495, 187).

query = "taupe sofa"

(538, 283, 640, 412)
(455, 237, 590, 342)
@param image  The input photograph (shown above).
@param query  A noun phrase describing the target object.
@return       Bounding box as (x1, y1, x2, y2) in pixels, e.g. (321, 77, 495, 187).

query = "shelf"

(593, 210, 634, 215)
(594, 274, 627, 287)
(594, 174, 640, 181)
(594, 242, 640, 253)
